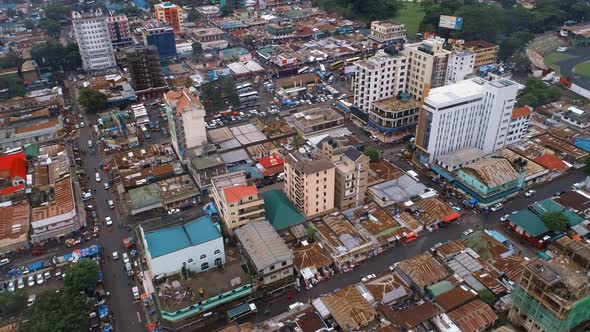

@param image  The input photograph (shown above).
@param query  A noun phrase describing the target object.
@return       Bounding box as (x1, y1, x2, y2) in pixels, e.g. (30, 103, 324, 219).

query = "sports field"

(573, 61, 590, 77)
(544, 52, 576, 74)
(391, 2, 426, 39)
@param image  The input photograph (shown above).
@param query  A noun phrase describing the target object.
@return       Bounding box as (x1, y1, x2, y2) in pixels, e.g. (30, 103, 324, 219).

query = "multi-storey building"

(507, 106, 532, 144)
(403, 39, 451, 101)
(461, 40, 498, 70)
(72, 10, 117, 72)
(143, 25, 177, 59)
(367, 95, 420, 144)
(154, 2, 183, 34)
(210, 171, 265, 234)
(126, 46, 165, 92)
(164, 88, 206, 159)
(509, 236, 590, 332)
(106, 14, 132, 47)
(318, 137, 369, 210)
(414, 78, 519, 164)
(369, 21, 406, 44)
(291, 107, 344, 135)
(445, 49, 474, 84)
(353, 49, 407, 112)
(259, 0, 301, 8)
(283, 150, 336, 219)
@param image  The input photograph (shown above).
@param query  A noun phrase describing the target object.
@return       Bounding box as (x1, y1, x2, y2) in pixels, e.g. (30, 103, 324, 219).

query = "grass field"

(544, 52, 576, 74)
(573, 61, 590, 77)
(391, 2, 426, 39)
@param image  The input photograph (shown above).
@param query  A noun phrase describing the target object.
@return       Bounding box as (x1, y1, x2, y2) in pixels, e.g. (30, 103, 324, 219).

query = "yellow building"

(461, 40, 498, 70)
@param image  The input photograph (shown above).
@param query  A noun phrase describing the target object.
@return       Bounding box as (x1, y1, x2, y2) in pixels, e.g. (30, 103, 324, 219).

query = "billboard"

(439, 15, 463, 30)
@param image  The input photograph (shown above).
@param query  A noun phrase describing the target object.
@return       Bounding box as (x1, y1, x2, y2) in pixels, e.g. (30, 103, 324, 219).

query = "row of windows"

(186, 249, 222, 263)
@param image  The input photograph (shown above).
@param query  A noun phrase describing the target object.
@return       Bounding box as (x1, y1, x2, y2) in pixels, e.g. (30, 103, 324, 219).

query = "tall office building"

(353, 49, 407, 112)
(283, 150, 335, 219)
(403, 39, 451, 100)
(414, 78, 519, 164)
(125, 46, 165, 92)
(142, 25, 177, 59)
(445, 49, 474, 84)
(154, 2, 183, 34)
(72, 10, 117, 72)
(164, 88, 206, 159)
(106, 14, 132, 48)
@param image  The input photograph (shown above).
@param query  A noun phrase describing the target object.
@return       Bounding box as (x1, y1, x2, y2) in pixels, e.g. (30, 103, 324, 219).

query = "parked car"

(463, 229, 474, 236)
(7, 280, 15, 292)
(85, 205, 95, 211)
(0, 258, 10, 266)
(105, 217, 113, 226)
(95, 172, 101, 182)
(490, 203, 503, 212)
(123, 253, 130, 264)
(132, 286, 140, 300)
(103, 183, 110, 190)
(36, 273, 43, 285)
(361, 274, 377, 282)
(500, 214, 510, 222)
(27, 294, 36, 307)
(44, 271, 51, 280)
(27, 275, 35, 287)
(108, 200, 115, 209)
(113, 252, 119, 260)
(55, 270, 63, 280)
(525, 190, 536, 197)
(17, 278, 24, 289)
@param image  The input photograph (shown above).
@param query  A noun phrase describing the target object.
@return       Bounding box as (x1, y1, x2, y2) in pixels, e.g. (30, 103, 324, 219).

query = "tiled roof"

(533, 154, 568, 171)
(321, 285, 376, 330)
(448, 299, 498, 332)
(512, 106, 533, 119)
(223, 185, 259, 204)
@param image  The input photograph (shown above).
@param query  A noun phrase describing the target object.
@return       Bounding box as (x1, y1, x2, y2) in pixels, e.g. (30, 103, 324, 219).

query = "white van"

(132, 286, 140, 300)
(88, 140, 93, 148)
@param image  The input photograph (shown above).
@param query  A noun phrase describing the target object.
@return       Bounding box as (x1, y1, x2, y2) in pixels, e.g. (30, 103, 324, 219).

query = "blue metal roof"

(144, 215, 221, 258)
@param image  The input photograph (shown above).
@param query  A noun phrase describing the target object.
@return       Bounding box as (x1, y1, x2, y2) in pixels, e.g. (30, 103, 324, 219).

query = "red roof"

(223, 185, 259, 204)
(258, 154, 284, 169)
(512, 106, 533, 119)
(443, 212, 461, 223)
(0, 183, 25, 195)
(533, 154, 568, 171)
(0, 152, 26, 181)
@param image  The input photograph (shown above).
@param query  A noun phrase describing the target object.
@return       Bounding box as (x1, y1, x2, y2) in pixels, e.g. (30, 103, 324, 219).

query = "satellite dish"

(298, 147, 306, 154)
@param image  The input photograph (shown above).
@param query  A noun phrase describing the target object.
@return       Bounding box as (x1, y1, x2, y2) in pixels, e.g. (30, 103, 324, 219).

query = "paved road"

(554, 46, 590, 90)
(246, 168, 586, 323)
(64, 81, 147, 332)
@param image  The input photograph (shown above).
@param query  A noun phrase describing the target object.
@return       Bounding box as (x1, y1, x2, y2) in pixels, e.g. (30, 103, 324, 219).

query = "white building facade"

(164, 88, 207, 159)
(72, 10, 117, 72)
(506, 106, 532, 144)
(404, 39, 451, 101)
(353, 49, 407, 112)
(416, 78, 519, 163)
(445, 50, 475, 84)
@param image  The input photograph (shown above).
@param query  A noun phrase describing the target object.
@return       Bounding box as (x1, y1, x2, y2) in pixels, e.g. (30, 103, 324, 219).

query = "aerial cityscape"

(0, 0, 590, 332)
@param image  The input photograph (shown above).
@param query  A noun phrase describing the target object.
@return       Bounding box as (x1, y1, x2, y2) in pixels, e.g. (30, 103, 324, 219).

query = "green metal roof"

(261, 189, 304, 231)
(530, 198, 584, 227)
(25, 144, 39, 157)
(509, 209, 549, 237)
(144, 215, 221, 258)
(129, 183, 161, 210)
(426, 280, 454, 298)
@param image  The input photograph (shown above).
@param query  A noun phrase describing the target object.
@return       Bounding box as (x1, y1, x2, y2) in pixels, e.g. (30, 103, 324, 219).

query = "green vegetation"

(0, 50, 22, 69)
(30, 41, 82, 71)
(63, 260, 100, 294)
(192, 41, 203, 59)
(364, 148, 380, 162)
(200, 76, 239, 112)
(583, 156, 590, 176)
(391, 2, 425, 38)
(573, 61, 590, 77)
(78, 89, 108, 113)
(38, 18, 61, 38)
(517, 77, 563, 108)
(544, 52, 576, 74)
(0, 291, 27, 320)
(23, 288, 93, 332)
(316, 0, 400, 20)
(0, 75, 26, 100)
(541, 212, 568, 232)
(478, 289, 496, 305)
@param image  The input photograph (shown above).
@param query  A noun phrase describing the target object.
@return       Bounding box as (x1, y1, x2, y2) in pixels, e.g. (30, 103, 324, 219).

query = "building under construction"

(508, 236, 590, 332)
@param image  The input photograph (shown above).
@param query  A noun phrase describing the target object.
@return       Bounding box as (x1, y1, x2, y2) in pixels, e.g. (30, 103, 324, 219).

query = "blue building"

(142, 25, 176, 59)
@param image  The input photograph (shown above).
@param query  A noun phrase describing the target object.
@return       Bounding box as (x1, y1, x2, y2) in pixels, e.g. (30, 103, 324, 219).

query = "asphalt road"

(555, 46, 590, 90)
(64, 81, 147, 332)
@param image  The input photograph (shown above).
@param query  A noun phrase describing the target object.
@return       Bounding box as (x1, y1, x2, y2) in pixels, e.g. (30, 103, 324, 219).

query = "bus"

(235, 83, 252, 93)
(297, 66, 310, 74)
(239, 91, 259, 103)
(319, 64, 326, 73)
(330, 60, 344, 70)
(345, 56, 360, 64)
(227, 303, 257, 322)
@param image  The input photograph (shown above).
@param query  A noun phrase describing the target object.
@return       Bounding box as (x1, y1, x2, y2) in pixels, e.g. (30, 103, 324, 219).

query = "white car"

(27, 275, 35, 287)
(112, 251, 119, 260)
(500, 214, 510, 222)
(74, 124, 79, 130)
(525, 190, 536, 197)
(122, 253, 130, 264)
(7, 280, 15, 292)
(17, 278, 24, 289)
(95, 172, 101, 182)
(556, 46, 568, 52)
(79, 122, 85, 127)
(490, 203, 503, 212)
(44, 271, 51, 280)
(361, 274, 376, 282)
(103, 182, 110, 190)
(108, 200, 115, 209)
(463, 229, 474, 236)
(78, 113, 83, 119)
(105, 217, 113, 226)
(132, 286, 140, 300)
(36, 273, 44, 285)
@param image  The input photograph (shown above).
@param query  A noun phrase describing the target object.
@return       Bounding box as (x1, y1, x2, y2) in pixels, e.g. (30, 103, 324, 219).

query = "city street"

(64, 81, 147, 332)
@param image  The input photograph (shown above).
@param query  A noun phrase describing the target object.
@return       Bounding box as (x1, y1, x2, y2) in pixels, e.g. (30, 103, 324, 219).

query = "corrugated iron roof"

(398, 253, 450, 288)
(448, 299, 498, 332)
(462, 158, 519, 188)
(321, 285, 376, 330)
(293, 243, 333, 271)
(435, 285, 478, 312)
(235, 220, 293, 271)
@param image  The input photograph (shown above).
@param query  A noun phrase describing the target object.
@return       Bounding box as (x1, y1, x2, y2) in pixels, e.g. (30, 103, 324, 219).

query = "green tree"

(501, 0, 517, 8)
(221, 76, 239, 107)
(77, 89, 107, 113)
(192, 41, 203, 59)
(63, 43, 82, 71)
(30, 40, 65, 70)
(498, 30, 534, 61)
(38, 18, 61, 38)
(0, 50, 22, 69)
(23, 19, 35, 30)
(63, 260, 100, 294)
(187, 9, 199, 21)
(364, 148, 380, 162)
(22, 290, 92, 332)
(243, 34, 256, 49)
(118, 5, 142, 16)
(542, 212, 568, 232)
(290, 134, 305, 150)
(509, 51, 531, 76)
(317, 0, 400, 20)
(44, 4, 71, 21)
(0, 75, 26, 100)
(516, 77, 563, 108)
(201, 81, 224, 111)
(583, 156, 590, 176)
(306, 226, 316, 241)
(0, 291, 27, 319)
(478, 289, 496, 305)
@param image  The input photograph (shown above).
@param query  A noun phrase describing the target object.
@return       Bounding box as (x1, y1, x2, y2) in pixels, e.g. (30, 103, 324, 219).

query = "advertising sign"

(439, 15, 464, 30)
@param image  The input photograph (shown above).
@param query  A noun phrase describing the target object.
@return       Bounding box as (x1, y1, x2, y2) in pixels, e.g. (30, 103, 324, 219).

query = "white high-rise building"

(164, 88, 206, 159)
(403, 39, 451, 101)
(445, 49, 475, 84)
(415, 78, 520, 164)
(72, 10, 117, 72)
(353, 49, 407, 112)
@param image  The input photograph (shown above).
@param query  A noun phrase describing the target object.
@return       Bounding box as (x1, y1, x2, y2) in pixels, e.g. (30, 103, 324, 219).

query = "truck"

(227, 303, 257, 322)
